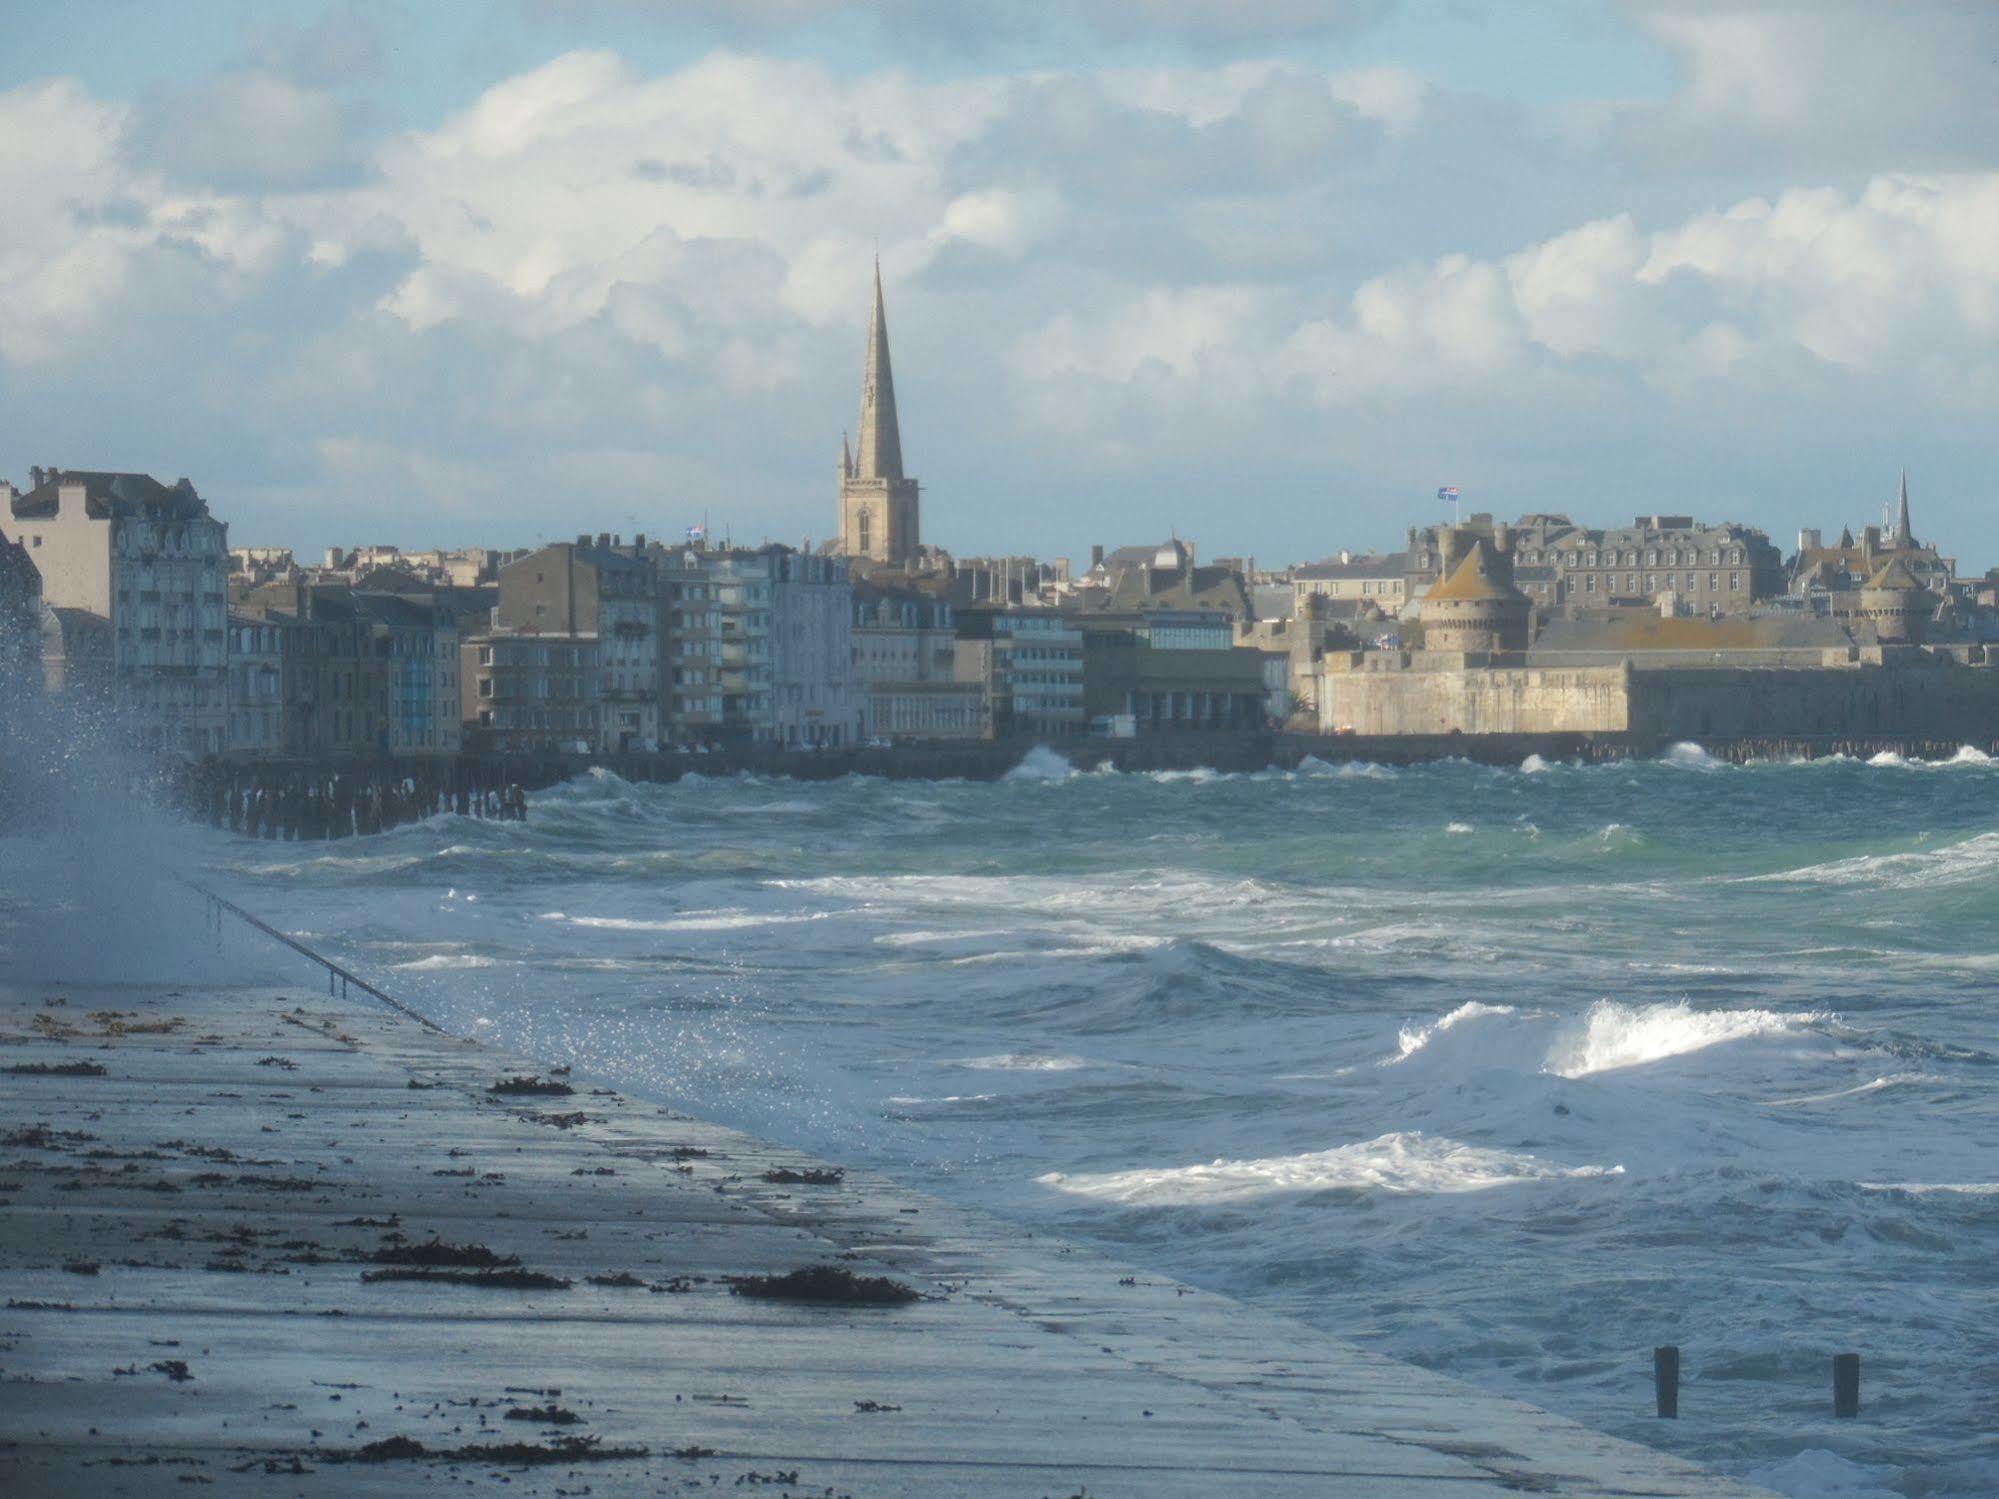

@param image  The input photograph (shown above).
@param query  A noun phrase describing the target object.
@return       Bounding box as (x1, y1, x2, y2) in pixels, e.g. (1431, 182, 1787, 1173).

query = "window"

(1730, 572, 1741, 591)
(1709, 572, 1719, 590)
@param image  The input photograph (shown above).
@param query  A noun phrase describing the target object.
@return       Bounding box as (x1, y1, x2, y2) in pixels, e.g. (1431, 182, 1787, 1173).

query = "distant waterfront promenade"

(176, 728, 1999, 840)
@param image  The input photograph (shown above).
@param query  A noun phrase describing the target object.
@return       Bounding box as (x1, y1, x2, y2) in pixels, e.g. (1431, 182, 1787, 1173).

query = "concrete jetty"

(0, 974, 1772, 1496)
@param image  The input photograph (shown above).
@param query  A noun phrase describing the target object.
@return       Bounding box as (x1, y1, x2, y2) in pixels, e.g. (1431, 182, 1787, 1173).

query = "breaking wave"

(1038, 1130, 1623, 1204)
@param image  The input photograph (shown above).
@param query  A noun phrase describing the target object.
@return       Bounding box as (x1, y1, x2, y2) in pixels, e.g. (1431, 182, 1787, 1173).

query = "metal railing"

(188, 879, 445, 1034)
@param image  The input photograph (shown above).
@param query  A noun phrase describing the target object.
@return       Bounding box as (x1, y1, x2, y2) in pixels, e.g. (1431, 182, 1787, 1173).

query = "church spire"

(854, 258, 904, 483)
(1895, 469, 1914, 548)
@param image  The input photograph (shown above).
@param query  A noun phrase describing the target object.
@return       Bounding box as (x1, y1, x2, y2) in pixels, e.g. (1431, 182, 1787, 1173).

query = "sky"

(3, 0, 1997, 568)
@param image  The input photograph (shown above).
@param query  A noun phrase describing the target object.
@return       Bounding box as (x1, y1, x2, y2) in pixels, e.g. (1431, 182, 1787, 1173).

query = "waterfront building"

(835, 263, 921, 568)
(954, 607, 1085, 739)
(462, 632, 601, 754)
(224, 613, 287, 758)
(852, 580, 983, 740)
(39, 605, 111, 698)
(655, 543, 723, 746)
(235, 582, 387, 757)
(768, 548, 859, 749)
(1073, 540, 1253, 620)
(492, 540, 660, 752)
(8, 468, 230, 755)
(357, 592, 461, 756)
(1077, 609, 1268, 733)
(706, 549, 775, 743)
(1402, 513, 1782, 616)
(1291, 552, 1409, 614)
(0, 528, 41, 703)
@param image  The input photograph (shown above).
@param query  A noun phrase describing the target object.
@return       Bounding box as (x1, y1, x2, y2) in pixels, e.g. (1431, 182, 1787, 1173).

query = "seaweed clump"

(488, 1076, 575, 1097)
(729, 1265, 919, 1305)
(368, 1239, 519, 1269)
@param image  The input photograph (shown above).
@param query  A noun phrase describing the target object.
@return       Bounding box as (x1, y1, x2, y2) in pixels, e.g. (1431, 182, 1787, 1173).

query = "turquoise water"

(198, 746, 1999, 1496)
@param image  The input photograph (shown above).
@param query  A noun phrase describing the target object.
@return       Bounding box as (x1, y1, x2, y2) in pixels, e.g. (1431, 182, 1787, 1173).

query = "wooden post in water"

(1833, 1353, 1860, 1418)
(1653, 1346, 1680, 1419)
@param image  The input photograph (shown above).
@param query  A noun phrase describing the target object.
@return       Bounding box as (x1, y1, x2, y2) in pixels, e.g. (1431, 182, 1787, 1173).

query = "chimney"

(576, 533, 590, 547)
(1090, 544, 1104, 570)
(633, 532, 645, 549)
(597, 532, 611, 550)
(29, 466, 44, 489)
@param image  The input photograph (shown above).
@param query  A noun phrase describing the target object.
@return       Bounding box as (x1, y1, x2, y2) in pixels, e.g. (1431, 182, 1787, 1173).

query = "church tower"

(837, 261, 920, 567)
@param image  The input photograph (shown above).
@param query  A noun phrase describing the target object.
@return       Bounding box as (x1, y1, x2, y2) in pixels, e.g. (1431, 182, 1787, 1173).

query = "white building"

(768, 548, 858, 748)
(9, 468, 229, 756)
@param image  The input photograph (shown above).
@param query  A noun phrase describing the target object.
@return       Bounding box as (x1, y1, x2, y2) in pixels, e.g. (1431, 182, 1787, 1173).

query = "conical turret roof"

(1425, 542, 1522, 604)
(1864, 556, 1924, 591)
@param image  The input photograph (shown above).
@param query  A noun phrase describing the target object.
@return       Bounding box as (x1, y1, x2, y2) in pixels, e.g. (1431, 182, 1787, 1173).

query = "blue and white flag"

(686, 523, 706, 542)
(1437, 486, 1460, 502)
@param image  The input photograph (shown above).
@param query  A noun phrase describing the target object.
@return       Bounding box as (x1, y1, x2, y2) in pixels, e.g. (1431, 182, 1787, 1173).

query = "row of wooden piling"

(182, 762, 529, 840)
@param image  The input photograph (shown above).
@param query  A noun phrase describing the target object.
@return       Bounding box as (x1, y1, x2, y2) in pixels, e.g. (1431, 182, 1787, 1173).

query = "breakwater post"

(1834, 1352, 1861, 1417)
(1654, 1345, 1680, 1418)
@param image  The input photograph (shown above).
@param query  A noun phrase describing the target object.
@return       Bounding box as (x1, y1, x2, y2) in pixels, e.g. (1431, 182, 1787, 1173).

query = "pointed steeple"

(854, 259, 904, 483)
(840, 431, 853, 481)
(1895, 469, 1914, 548)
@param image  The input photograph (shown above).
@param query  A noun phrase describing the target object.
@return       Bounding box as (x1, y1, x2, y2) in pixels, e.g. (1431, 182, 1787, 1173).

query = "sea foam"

(1038, 1130, 1621, 1204)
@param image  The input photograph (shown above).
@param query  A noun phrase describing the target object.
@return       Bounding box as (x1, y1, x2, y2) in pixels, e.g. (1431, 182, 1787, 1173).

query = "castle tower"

(1859, 556, 1930, 645)
(837, 261, 920, 567)
(1419, 541, 1530, 655)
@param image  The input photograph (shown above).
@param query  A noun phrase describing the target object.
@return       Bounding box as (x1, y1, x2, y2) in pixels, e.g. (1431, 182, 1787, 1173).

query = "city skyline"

(3, 2, 1998, 563)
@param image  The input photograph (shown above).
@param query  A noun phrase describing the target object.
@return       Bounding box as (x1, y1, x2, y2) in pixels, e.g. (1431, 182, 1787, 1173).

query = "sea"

(21, 743, 1999, 1496)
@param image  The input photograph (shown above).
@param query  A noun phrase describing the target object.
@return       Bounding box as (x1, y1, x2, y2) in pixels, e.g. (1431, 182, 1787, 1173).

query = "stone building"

(954, 607, 1084, 739)
(463, 634, 600, 754)
(488, 540, 661, 752)
(9, 468, 229, 755)
(1078, 610, 1268, 733)
(0, 527, 41, 704)
(1532, 517, 1780, 612)
(361, 592, 462, 756)
(1073, 540, 1252, 620)
(835, 262, 921, 568)
(1857, 557, 1933, 645)
(1400, 512, 1781, 616)
(1291, 552, 1409, 613)
(225, 613, 287, 758)
(1417, 544, 1531, 656)
(40, 605, 111, 698)
(1790, 475, 1957, 613)
(234, 581, 387, 758)
(656, 544, 723, 745)
(852, 580, 983, 740)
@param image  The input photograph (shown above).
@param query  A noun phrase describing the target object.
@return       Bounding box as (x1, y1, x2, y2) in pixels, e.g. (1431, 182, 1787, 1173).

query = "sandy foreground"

(0, 972, 1770, 1496)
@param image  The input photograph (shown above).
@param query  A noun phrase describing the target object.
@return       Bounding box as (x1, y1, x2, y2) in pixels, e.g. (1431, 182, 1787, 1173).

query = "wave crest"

(1039, 1130, 1621, 1204)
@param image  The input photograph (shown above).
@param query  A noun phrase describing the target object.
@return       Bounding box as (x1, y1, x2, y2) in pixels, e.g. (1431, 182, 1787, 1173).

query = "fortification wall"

(1628, 662, 1999, 742)
(1321, 666, 1631, 736)
(1320, 656, 1999, 743)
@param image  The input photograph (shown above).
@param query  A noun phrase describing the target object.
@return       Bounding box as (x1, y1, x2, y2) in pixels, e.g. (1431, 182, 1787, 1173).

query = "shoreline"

(162, 728, 1999, 841)
(0, 932, 1774, 1496)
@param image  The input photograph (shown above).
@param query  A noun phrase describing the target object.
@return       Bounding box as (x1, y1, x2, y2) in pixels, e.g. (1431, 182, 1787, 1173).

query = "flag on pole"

(1437, 486, 1460, 502)
(686, 523, 706, 542)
